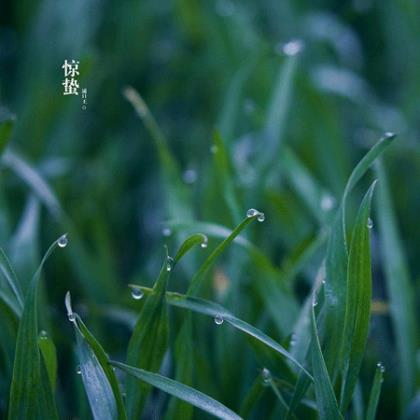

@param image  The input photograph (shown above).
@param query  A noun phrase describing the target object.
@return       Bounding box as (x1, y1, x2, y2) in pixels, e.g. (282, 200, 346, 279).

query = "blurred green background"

(0, 0, 419, 418)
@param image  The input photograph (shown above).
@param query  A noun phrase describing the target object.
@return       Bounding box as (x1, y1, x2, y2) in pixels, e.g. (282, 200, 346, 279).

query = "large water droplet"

(76, 365, 82, 375)
(214, 314, 224, 325)
(130, 286, 144, 300)
(68, 313, 76, 322)
(280, 39, 304, 56)
(367, 218, 373, 229)
(384, 131, 395, 138)
(39, 330, 48, 339)
(58, 234, 68, 248)
(246, 208, 265, 222)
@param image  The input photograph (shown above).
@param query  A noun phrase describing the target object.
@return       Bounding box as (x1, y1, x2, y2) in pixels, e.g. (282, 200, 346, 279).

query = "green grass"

(0, 1, 419, 419)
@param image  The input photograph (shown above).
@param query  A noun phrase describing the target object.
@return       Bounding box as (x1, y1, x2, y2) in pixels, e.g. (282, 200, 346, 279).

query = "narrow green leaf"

(8, 239, 61, 419)
(310, 302, 343, 420)
(323, 133, 396, 379)
(138, 288, 312, 380)
(112, 361, 243, 420)
(126, 251, 170, 418)
(0, 115, 14, 154)
(187, 215, 258, 295)
(38, 331, 57, 390)
(239, 373, 266, 418)
(365, 363, 385, 420)
(375, 160, 417, 409)
(173, 233, 208, 265)
(340, 181, 377, 411)
(65, 293, 126, 420)
(0, 247, 24, 310)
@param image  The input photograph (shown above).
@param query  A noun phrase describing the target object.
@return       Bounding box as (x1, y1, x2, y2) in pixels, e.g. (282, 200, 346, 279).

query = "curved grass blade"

(173, 233, 208, 265)
(126, 251, 170, 418)
(65, 293, 126, 420)
(0, 248, 24, 310)
(310, 301, 343, 420)
(137, 288, 312, 380)
(239, 373, 266, 418)
(340, 181, 377, 411)
(375, 160, 417, 409)
(365, 363, 385, 420)
(111, 361, 243, 420)
(8, 238, 62, 419)
(187, 215, 259, 295)
(323, 133, 395, 379)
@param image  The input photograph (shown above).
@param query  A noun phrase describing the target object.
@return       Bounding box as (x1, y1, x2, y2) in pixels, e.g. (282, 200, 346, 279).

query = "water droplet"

(246, 208, 265, 222)
(76, 365, 82, 375)
(312, 300, 318, 307)
(290, 333, 297, 347)
(262, 368, 271, 385)
(279, 39, 304, 56)
(68, 313, 76, 322)
(162, 227, 172, 237)
(210, 145, 218, 154)
(377, 362, 385, 373)
(182, 169, 197, 185)
(166, 256, 174, 272)
(367, 218, 373, 229)
(130, 286, 144, 300)
(39, 330, 48, 339)
(58, 234, 68, 248)
(384, 131, 395, 138)
(321, 278, 326, 284)
(320, 194, 335, 211)
(201, 236, 208, 249)
(214, 314, 224, 325)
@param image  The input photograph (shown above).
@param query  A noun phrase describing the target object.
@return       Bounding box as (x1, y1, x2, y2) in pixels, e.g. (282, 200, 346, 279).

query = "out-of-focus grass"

(0, 1, 419, 419)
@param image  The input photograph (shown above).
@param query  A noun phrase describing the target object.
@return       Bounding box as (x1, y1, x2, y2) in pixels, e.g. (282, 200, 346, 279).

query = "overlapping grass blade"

(126, 250, 170, 418)
(340, 181, 377, 411)
(8, 239, 61, 419)
(65, 292, 126, 420)
(173, 233, 208, 265)
(323, 133, 395, 378)
(0, 248, 24, 311)
(365, 363, 385, 420)
(112, 361, 243, 420)
(310, 301, 343, 420)
(375, 160, 417, 409)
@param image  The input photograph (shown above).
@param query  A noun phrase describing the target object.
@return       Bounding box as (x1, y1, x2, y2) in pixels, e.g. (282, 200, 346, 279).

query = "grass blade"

(365, 363, 385, 420)
(126, 251, 170, 418)
(310, 301, 343, 420)
(38, 331, 57, 391)
(65, 293, 126, 420)
(173, 233, 208, 265)
(112, 361, 243, 420)
(340, 181, 377, 411)
(0, 115, 14, 155)
(8, 239, 61, 419)
(0, 248, 24, 310)
(375, 160, 417, 409)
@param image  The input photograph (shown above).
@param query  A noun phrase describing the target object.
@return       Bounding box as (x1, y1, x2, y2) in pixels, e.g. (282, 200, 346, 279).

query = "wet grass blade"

(138, 288, 312, 380)
(323, 133, 395, 379)
(126, 251, 170, 418)
(375, 160, 417, 409)
(340, 181, 377, 411)
(310, 302, 343, 420)
(38, 331, 57, 391)
(65, 293, 126, 420)
(173, 233, 208, 265)
(8, 239, 61, 419)
(365, 363, 385, 420)
(187, 215, 259, 295)
(0, 248, 24, 310)
(111, 361, 243, 420)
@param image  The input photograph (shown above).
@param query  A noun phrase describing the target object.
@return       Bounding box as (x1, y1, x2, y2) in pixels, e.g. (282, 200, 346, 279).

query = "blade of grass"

(126, 250, 170, 418)
(365, 363, 385, 420)
(173, 233, 208, 265)
(0, 248, 24, 310)
(0, 115, 14, 155)
(310, 299, 343, 420)
(8, 238, 62, 419)
(65, 293, 126, 420)
(340, 181, 377, 411)
(323, 133, 396, 379)
(375, 159, 417, 409)
(38, 331, 57, 391)
(112, 361, 243, 420)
